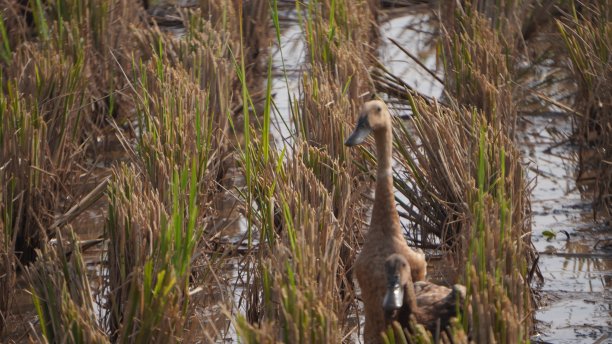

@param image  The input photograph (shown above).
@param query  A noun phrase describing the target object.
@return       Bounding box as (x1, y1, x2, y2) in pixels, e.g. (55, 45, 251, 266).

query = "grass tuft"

(25, 231, 107, 344)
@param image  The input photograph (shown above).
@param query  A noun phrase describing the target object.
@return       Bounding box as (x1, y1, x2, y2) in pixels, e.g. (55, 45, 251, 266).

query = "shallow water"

(519, 114, 612, 343)
(270, 11, 305, 148)
(378, 10, 442, 99)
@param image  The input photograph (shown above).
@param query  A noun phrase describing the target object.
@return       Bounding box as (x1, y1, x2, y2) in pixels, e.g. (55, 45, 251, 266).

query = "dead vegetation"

(2, 0, 597, 343)
(556, 1, 611, 219)
(372, 1, 538, 342)
(234, 0, 378, 341)
(25, 231, 108, 344)
(0, 0, 143, 334)
(1, 0, 233, 340)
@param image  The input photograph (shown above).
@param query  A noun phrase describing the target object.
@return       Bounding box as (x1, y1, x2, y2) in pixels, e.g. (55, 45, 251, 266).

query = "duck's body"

(384, 254, 465, 336)
(355, 235, 426, 343)
(345, 100, 427, 343)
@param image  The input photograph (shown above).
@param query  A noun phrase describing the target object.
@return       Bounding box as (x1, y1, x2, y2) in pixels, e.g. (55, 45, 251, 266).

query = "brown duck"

(383, 254, 466, 335)
(345, 100, 427, 343)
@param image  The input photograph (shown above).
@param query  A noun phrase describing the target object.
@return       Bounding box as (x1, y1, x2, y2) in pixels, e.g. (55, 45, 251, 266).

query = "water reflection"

(520, 113, 612, 343)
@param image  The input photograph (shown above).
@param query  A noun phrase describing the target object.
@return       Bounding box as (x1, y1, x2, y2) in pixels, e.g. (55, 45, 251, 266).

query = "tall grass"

(2, 25, 88, 265)
(300, 0, 374, 98)
(235, 0, 380, 341)
(557, 1, 611, 219)
(104, 9, 239, 342)
(1, 13, 87, 335)
(1, 0, 236, 341)
(0, 0, 143, 335)
(438, 2, 522, 135)
(199, 0, 269, 85)
(235, 142, 350, 342)
(105, 163, 200, 343)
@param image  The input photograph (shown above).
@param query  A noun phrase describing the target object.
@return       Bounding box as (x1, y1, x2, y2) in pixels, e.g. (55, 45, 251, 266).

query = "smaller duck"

(383, 254, 466, 335)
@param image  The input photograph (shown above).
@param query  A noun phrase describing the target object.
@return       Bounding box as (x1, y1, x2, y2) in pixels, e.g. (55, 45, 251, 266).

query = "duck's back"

(413, 282, 464, 333)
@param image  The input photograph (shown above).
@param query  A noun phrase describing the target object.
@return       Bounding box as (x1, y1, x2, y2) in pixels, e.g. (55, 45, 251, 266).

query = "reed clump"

(301, 0, 375, 98)
(383, 316, 468, 344)
(25, 231, 107, 344)
(557, 2, 612, 219)
(2, 0, 235, 341)
(2, 0, 144, 127)
(376, 3, 535, 342)
(127, 55, 227, 201)
(105, 163, 202, 343)
(236, 142, 349, 342)
(391, 94, 533, 343)
(1, 0, 145, 335)
(104, 10, 238, 341)
(199, 0, 270, 87)
(0, 16, 90, 335)
(2, 29, 88, 265)
(235, 1, 381, 341)
(439, 2, 522, 135)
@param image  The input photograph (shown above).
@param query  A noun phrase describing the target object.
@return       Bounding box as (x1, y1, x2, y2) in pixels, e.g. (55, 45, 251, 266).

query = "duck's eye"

(376, 106, 381, 112)
(402, 262, 406, 268)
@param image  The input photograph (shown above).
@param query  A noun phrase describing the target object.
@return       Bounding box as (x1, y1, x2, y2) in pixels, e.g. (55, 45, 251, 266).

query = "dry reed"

(1, 0, 144, 335)
(0, 0, 550, 343)
(374, 2, 536, 342)
(104, 8, 240, 341)
(1, 0, 236, 341)
(25, 231, 107, 344)
(105, 164, 195, 343)
(557, 1, 611, 219)
(235, 0, 380, 341)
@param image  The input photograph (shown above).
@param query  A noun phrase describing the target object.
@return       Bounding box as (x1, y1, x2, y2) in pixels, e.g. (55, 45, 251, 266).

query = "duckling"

(383, 254, 466, 335)
(345, 100, 427, 343)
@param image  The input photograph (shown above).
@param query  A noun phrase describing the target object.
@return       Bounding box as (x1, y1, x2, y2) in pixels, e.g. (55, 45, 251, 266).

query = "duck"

(345, 100, 427, 343)
(383, 254, 466, 336)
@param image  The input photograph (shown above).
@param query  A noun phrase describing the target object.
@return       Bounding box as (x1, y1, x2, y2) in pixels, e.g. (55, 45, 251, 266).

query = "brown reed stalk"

(557, 1, 611, 219)
(0, 0, 146, 336)
(234, 1, 381, 341)
(25, 231, 108, 344)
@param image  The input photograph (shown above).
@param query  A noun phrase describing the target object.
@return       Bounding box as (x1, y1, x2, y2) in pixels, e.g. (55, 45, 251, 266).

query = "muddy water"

(519, 113, 612, 343)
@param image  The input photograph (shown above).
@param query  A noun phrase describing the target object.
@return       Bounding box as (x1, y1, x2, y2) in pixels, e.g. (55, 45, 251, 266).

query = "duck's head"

(383, 254, 413, 322)
(344, 100, 391, 147)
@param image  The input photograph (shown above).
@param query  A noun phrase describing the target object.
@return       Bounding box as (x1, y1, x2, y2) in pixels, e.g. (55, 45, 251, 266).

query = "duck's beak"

(383, 274, 404, 313)
(344, 115, 372, 146)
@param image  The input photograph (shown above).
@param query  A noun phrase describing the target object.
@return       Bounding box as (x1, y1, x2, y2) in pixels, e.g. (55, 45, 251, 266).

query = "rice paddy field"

(0, 0, 610, 343)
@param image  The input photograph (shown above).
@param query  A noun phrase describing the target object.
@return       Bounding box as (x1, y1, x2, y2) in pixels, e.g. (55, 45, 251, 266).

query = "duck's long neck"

(370, 127, 400, 236)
